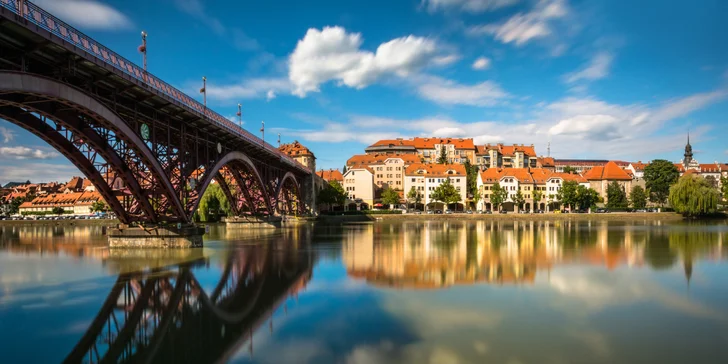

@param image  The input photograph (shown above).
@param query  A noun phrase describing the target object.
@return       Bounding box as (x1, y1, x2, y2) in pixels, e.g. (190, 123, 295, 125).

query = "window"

(411, 178, 416, 182)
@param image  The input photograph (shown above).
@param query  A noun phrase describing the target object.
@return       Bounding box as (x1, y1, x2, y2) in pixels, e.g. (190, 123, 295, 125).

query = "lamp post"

(236, 103, 242, 128)
(277, 133, 281, 147)
(260, 121, 265, 141)
(139, 31, 148, 71)
(200, 77, 206, 107)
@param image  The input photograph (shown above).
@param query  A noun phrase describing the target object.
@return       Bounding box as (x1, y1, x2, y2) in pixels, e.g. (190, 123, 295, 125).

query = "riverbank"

(316, 212, 693, 223)
(0, 218, 119, 227)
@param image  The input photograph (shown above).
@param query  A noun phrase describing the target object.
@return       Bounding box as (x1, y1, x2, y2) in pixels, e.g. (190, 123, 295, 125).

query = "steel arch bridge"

(0, 1, 317, 225)
(63, 244, 313, 363)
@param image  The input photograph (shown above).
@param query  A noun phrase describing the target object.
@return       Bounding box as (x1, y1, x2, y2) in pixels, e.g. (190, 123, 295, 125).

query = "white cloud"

(266, 90, 277, 101)
(649, 90, 728, 122)
(422, 0, 519, 13)
(416, 76, 509, 106)
(468, 0, 568, 46)
(472, 57, 491, 70)
(0, 126, 14, 143)
(289, 26, 450, 96)
(0, 163, 80, 185)
(34, 0, 132, 30)
(432, 55, 461, 66)
(203, 77, 290, 101)
(564, 52, 613, 83)
(0, 146, 58, 160)
(281, 122, 400, 145)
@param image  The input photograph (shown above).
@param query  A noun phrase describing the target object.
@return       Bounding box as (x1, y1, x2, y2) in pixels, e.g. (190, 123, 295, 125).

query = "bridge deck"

(0, 1, 308, 175)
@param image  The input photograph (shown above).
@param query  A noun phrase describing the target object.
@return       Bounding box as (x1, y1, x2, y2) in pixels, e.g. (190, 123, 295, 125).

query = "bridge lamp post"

(277, 133, 281, 147)
(200, 77, 207, 107)
(139, 31, 148, 71)
(260, 121, 265, 141)
(236, 103, 242, 128)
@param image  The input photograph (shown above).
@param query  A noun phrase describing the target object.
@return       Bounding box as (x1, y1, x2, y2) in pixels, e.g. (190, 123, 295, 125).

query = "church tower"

(683, 133, 693, 166)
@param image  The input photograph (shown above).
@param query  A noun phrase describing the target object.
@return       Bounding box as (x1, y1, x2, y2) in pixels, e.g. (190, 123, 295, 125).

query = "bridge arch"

(190, 151, 273, 219)
(0, 72, 185, 223)
(274, 172, 303, 215)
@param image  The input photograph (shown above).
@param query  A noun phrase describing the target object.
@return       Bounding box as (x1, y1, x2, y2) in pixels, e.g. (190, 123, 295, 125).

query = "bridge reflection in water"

(63, 243, 313, 364)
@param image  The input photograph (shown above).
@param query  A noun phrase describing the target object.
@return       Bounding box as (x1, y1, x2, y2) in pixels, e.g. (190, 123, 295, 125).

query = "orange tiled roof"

(699, 164, 721, 173)
(538, 157, 555, 167)
(20, 191, 102, 208)
(683, 169, 699, 176)
(482, 143, 537, 157)
(630, 161, 648, 171)
(346, 165, 375, 174)
(405, 163, 467, 177)
(347, 153, 421, 166)
(317, 169, 344, 182)
(279, 140, 314, 157)
(479, 168, 574, 184)
(583, 161, 632, 181)
(370, 137, 475, 150)
(674, 163, 686, 173)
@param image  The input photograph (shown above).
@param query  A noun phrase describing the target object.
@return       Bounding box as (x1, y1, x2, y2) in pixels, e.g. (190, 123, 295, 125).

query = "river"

(1, 220, 727, 363)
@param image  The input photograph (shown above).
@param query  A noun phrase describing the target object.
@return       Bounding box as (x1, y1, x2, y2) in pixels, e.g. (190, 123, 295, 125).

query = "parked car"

(445, 210, 453, 214)
(466, 210, 473, 214)
(499, 210, 508, 214)
(595, 208, 608, 213)
(435, 210, 443, 214)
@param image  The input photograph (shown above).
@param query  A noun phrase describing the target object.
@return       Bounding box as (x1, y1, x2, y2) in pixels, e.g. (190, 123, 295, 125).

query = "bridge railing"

(0, 0, 306, 172)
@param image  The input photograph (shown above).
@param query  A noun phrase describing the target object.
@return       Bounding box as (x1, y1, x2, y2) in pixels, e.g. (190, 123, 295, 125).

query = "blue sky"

(2, 0, 728, 184)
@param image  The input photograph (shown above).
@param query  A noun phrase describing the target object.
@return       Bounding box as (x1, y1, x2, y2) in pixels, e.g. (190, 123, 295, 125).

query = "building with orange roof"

(317, 169, 344, 183)
(404, 163, 467, 210)
(626, 161, 648, 179)
(537, 156, 556, 171)
(553, 159, 630, 174)
(346, 153, 422, 191)
(18, 191, 103, 215)
(476, 143, 538, 169)
(366, 137, 476, 164)
(279, 140, 316, 172)
(342, 166, 375, 207)
(583, 161, 634, 202)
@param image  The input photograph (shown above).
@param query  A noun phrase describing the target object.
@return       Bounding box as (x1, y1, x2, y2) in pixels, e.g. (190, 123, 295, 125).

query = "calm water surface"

(1, 220, 727, 363)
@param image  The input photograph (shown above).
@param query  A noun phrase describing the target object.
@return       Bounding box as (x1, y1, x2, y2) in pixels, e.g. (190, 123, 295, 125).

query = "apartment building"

(404, 164, 467, 209)
(279, 140, 316, 172)
(342, 166, 375, 207)
(475, 144, 538, 170)
(365, 138, 476, 164)
(477, 167, 589, 212)
(347, 153, 421, 191)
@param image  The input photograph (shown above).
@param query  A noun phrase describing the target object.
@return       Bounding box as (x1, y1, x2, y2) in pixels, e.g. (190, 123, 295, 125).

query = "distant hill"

(3, 181, 30, 188)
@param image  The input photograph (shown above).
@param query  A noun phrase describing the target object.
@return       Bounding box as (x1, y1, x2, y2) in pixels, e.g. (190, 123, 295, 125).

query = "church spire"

(683, 131, 693, 166)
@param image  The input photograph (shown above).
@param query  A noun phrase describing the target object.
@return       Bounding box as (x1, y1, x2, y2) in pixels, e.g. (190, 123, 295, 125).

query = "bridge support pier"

(224, 216, 281, 229)
(108, 225, 205, 248)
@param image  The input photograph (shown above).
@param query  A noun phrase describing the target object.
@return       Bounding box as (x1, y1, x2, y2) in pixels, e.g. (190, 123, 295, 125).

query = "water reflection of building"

(342, 221, 727, 289)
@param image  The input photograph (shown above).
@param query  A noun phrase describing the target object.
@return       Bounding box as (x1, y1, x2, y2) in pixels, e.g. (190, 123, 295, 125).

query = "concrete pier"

(108, 225, 205, 248)
(224, 216, 282, 228)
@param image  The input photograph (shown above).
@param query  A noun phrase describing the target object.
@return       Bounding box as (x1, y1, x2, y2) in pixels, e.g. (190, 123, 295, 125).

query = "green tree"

(432, 177, 461, 209)
(630, 185, 648, 209)
(90, 200, 108, 213)
(472, 190, 481, 211)
(563, 166, 577, 174)
(490, 182, 508, 211)
(317, 180, 347, 211)
(705, 175, 718, 188)
(575, 185, 600, 210)
(462, 160, 478, 201)
(721, 176, 728, 202)
(668, 175, 719, 217)
(606, 181, 628, 209)
(342, 165, 347, 174)
(407, 186, 421, 209)
(533, 189, 543, 209)
(381, 187, 401, 208)
(198, 183, 232, 222)
(644, 159, 679, 206)
(556, 180, 578, 210)
(513, 189, 525, 209)
(52, 206, 65, 215)
(437, 146, 448, 164)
